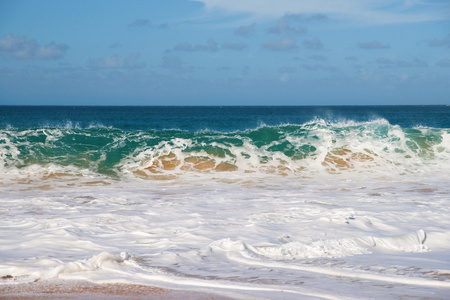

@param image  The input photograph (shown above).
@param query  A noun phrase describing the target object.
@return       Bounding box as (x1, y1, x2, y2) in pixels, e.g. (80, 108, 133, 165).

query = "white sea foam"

(207, 229, 428, 262)
(1, 174, 450, 298)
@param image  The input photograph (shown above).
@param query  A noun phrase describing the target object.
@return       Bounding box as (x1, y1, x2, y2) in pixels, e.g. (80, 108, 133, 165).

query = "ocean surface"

(1, 106, 450, 299)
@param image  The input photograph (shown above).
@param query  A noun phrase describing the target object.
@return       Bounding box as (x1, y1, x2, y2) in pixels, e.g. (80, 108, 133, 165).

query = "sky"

(0, 0, 449, 106)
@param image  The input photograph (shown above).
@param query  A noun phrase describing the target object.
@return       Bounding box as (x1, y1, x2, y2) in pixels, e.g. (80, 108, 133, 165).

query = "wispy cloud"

(429, 34, 450, 48)
(195, 0, 449, 25)
(301, 64, 336, 72)
(160, 55, 194, 72)
(0, 34, 68, 60)
(87, 53, 145, 70)
(263, 38, 297, 51)
(266, 14, 308, 36)
(436, 59, 450, 67)
(279, 66, 297, 73)
(234, 23, 256, 37)
(159, 23, 169, 30)
(373, 57, 428, 68)
(345, 56, 358, 61)
(128, 19, 151, 27)
(174, 39, 219, 52)
(110, 42, 122, 49)
(222, 42, 247, 51)
(303, 38, 323, 50)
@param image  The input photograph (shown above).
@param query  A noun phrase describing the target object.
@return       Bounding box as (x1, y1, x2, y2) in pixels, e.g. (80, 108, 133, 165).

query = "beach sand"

(0, 280, 235, 299)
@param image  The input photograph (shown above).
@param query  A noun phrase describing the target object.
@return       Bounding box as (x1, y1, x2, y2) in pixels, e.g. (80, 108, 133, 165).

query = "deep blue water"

(1, 106, 449, 131)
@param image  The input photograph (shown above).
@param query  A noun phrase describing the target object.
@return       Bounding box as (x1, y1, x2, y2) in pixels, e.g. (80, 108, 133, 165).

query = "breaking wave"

(1, 119, 449, 182)
(208, 230, 428, 261)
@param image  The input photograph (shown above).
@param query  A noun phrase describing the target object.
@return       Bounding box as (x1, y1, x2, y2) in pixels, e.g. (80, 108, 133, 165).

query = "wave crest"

(208, 230, 428, 261)
(1, 119, 449, 182)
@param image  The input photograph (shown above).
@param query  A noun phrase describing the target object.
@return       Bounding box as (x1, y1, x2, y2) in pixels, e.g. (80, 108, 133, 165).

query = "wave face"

(1, 118, 449, 181)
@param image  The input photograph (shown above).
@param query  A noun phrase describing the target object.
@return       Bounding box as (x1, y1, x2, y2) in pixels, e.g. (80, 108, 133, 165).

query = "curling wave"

(1, 119, 449, 182)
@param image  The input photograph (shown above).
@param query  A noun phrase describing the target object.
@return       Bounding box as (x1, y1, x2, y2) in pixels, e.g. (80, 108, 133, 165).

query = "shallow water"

(1, 106, 449, 299)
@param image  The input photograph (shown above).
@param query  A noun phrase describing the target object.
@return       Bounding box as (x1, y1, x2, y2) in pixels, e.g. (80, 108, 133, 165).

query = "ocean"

(1, 106, 449, 299)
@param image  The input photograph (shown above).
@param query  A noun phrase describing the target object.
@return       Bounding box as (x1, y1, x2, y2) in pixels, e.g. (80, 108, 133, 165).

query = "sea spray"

(1, 119, 449, 183)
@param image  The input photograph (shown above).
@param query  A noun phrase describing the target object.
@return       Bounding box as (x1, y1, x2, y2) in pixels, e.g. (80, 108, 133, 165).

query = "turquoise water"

(1, 106, 449, 179)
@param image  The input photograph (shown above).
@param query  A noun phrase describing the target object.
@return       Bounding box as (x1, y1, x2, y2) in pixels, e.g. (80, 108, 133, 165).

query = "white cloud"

(195, 0, 449, 24)
(0, 34, 68, 60)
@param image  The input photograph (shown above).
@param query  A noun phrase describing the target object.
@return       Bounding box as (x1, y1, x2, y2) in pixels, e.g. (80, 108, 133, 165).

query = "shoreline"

(0, 280, 235, 300)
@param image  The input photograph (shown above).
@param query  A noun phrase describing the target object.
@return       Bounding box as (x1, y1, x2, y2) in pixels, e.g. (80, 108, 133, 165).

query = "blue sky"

(0, 0, 449, 105)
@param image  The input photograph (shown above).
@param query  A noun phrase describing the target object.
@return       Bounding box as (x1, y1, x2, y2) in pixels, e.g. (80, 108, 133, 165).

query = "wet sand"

(0, 280, 235, 299)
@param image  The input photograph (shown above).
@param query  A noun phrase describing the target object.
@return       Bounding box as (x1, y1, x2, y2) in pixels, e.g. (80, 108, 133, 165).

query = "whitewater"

(1, 106, 450, 299)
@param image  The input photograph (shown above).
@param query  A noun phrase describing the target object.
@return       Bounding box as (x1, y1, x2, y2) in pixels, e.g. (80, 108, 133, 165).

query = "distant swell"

(1, 119, 449, 182)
